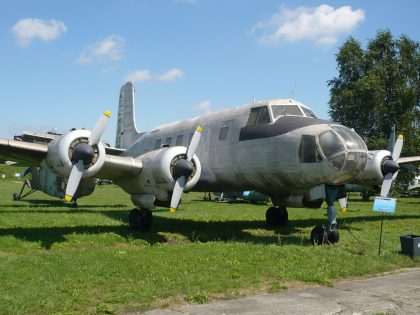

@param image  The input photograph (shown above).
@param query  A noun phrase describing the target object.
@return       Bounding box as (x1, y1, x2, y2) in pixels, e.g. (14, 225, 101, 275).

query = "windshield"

(246, 106, 271, 126)
(271, 105, 303, 120)
(300, 106, 317, 118)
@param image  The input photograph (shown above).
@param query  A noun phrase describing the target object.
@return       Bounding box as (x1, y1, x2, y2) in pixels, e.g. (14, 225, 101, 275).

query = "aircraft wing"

(0, 138, 48, 165)
(0, 138, 141, 180)
(398, 156, 420, 165)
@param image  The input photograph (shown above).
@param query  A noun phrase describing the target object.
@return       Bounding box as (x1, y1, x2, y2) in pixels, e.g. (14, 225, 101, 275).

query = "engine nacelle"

(134, 146, 201, 196)
(44, 130, 106, 178)
(352, 150, 391, 186)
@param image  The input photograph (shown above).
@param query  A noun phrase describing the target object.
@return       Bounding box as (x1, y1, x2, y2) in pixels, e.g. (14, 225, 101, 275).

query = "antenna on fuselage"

(290, 84, 296, 99)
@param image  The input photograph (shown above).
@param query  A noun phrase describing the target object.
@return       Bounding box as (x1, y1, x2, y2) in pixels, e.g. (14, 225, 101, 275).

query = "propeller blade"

(65, 160, 84, 202)
(380, 173, 394, 197)
(392, 135, 403, 161)
(169, 176, 185, 213)
(186, 126, 202, 161)
(88, 110, 111, 145)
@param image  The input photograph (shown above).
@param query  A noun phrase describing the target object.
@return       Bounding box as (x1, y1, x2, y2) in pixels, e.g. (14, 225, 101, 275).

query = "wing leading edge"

(0, 138, 142, 180)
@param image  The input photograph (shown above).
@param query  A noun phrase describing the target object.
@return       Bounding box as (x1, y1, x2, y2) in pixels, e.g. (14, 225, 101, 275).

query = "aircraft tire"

(12, 193, 19, 201)
(310, 226, 327, 245)
(129, 208, 153, 231)
(266, 207, 288, 227)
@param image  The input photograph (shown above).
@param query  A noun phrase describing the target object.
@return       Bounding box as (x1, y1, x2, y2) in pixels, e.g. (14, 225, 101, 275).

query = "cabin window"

(176, 135, 183, 146)
(154, 139, 161, 150)
(299, 135, 322, 163)
(271, 105, 303, 120)
(165, 137, 172, 146)
(219, 126, 229, 140)
(246, 106, 271, 126)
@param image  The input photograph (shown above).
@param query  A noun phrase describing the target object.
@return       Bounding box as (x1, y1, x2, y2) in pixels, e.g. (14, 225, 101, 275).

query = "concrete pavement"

(137, 267, 420, 315)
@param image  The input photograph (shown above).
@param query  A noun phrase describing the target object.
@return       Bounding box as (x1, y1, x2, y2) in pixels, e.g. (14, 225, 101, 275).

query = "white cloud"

(77, 35, 125, 64)
(254, 4, 365, 47)
(158, 68, 184, 82)
(193, 100, 212, 113)
(123, 70, 152, 82)
(12, 18, 67, 47)
(123, 68, 184, 83)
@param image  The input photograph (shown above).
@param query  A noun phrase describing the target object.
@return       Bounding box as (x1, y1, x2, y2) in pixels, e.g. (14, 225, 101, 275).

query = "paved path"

(136, 267, 420, 315)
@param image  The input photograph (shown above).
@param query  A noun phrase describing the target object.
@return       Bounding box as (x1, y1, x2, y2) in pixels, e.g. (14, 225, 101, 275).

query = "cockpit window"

(331, 126, 366, 151)
(300, 106, 317, 118)
(246, 106, 271, 126)
(271, 105, 303, 120)
(319, 130, 345, 169)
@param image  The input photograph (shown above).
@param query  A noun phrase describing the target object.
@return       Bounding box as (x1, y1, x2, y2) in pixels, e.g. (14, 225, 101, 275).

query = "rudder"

(115, 82, 142, 148)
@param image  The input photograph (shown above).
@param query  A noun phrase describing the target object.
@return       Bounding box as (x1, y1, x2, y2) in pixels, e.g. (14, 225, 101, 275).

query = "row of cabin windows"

(154, 133, 195, 150)
(153, 126, 230, 150)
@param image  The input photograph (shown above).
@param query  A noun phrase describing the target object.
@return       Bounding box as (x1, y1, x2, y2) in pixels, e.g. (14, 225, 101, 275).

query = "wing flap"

(0, 138, 48, 165)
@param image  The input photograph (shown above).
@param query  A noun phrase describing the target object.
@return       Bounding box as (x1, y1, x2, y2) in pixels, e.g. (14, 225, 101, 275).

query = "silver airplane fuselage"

(117, 99, 368, 206)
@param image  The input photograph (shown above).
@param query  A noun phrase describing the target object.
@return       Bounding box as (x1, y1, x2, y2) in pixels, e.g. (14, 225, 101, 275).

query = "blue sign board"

(372, 197, 396, 213)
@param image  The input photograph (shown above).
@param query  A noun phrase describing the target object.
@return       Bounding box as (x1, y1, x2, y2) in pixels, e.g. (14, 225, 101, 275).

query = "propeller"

(380, 134, 403, 197)
(64, 110, 111, 202)
(169, 126, 202, 213)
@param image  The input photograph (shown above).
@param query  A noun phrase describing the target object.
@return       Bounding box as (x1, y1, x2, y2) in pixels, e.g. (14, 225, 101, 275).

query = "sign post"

(372, 197, 396, 255)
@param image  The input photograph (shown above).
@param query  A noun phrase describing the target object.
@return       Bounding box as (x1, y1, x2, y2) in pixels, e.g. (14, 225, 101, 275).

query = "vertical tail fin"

(115, 82, 141, 148)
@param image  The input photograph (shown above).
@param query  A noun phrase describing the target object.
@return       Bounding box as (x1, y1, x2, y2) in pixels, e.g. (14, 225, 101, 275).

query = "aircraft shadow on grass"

(1, 205, 419, 249)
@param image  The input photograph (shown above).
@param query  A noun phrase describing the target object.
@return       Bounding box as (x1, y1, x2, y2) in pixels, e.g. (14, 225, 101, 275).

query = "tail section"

(115, 82, 142, 148)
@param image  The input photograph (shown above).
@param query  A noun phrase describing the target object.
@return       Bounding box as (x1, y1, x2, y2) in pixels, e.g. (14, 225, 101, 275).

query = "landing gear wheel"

(12, 193, 19, 201)
(266, 207, 288, 227)
(129, 208, 153, 231)
(327, 229, 340, 244)
(310, 226, 327, 245)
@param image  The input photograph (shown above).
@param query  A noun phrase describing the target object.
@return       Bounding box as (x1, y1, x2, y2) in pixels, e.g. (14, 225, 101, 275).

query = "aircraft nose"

(318, 125, 368, 182)
(331, 125, 367, 152)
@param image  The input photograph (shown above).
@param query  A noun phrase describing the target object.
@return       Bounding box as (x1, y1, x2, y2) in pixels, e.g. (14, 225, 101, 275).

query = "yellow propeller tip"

(64, 195, 72, 203)
(398, 134, 403, 139)
(196, 126, 203, 133)
(169, 207, 176, 214)
(341, 207, 347, 212)
(104, 110, 111, 118)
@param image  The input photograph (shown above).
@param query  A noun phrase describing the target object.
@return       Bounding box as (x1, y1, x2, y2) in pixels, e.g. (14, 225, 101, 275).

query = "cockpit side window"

(246, 106, 271, 126)
(300, 106, 317, 118)
(271, 105, 303, 120)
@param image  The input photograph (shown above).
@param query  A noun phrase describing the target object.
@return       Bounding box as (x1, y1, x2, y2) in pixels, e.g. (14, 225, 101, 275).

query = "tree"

(328, 30, 419, 157)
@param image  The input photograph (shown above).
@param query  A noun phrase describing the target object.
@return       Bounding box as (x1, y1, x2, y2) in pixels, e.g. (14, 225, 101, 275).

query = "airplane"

(0, 82, 413, 245)
(12, 166, 95, 206)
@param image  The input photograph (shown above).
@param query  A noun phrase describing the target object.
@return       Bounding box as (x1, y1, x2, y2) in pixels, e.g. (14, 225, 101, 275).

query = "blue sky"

(1, 0, 418, 145)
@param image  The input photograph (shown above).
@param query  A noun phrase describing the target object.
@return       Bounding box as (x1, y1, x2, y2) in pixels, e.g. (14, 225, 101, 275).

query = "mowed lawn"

(0, 177, 419, 314)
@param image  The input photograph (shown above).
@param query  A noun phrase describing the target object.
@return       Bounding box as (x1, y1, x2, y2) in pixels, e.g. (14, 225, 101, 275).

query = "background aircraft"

(0, 82, 410, 244)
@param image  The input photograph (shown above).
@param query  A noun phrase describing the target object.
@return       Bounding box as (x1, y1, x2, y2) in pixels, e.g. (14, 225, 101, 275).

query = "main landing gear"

(129, 208, 153, 231)
(265, 206, 288, 227)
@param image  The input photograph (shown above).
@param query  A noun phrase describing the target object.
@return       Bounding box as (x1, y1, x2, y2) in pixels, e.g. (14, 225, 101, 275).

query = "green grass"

(0, 178, 419, 314)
